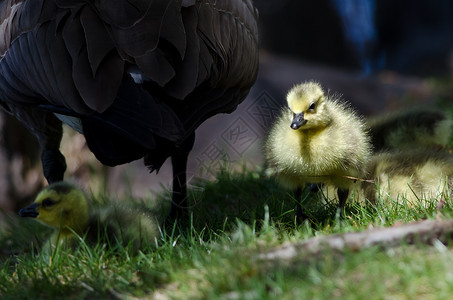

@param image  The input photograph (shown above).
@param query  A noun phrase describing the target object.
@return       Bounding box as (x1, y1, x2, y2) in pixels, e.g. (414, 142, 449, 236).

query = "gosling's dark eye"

(308, 102, 316, 111)
(41, 198, 55, 208)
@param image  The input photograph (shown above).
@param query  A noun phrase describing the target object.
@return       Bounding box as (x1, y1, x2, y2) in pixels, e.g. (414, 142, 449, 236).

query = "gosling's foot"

(296, 203, 310, 225)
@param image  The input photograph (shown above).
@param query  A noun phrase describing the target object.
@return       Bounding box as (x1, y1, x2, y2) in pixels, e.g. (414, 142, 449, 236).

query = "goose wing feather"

(0, 0, 258, 167)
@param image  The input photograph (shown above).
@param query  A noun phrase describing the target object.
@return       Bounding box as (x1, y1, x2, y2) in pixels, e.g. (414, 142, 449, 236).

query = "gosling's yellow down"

(361, 150, 453, 206)
(368, 107, 452, 152)
(19, 182, 159, 252)
(265, 81, 371, 218)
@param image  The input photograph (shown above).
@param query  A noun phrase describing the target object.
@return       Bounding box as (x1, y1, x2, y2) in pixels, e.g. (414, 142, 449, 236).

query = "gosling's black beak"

(291, 112, 307, 129)
(18, 203, 39, 218)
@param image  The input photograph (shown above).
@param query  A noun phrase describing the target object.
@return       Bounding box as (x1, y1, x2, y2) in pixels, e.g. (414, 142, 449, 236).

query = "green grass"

(2, 169, 453, 299)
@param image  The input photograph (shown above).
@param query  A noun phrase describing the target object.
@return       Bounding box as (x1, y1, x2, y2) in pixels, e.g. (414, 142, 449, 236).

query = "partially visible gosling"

(368, 108, 452, 152)
(265, 81, 371, 219)
(361, 150, 453, 206)
(19, 182, 159, 253)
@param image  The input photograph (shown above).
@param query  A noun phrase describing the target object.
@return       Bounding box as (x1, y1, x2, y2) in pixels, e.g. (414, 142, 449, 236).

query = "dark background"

(257, 0, 453, 75)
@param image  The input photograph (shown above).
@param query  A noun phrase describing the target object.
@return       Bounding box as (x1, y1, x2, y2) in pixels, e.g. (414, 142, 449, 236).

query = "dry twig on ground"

(259, 219, 453, 261)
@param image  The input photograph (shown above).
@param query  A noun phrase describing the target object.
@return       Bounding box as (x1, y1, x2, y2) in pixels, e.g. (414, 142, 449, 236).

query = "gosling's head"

(19, 182, 89, 234)
(286, 81, 330, 130)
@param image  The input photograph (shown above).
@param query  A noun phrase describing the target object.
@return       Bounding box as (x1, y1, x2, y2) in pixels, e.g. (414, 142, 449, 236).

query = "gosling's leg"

(168, 133, 195, 222)
(295, 187, 310, 224)
(337, 188, 349, 219)
(310, 183, 321, 192)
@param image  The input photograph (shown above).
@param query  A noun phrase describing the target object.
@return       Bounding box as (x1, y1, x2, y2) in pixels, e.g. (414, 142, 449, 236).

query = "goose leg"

(41, 149, 66, 183)
(38, 113, 66, 184)
(10, 107, 66, 184)
(337, 188, 349, 219)
(168, 133, 195, 221)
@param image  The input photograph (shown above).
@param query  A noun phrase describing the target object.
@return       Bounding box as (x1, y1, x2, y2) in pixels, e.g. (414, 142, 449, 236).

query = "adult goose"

(0, 0, 259, 220)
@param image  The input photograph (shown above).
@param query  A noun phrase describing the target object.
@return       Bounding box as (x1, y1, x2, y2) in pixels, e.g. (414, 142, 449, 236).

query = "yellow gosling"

(265, 81, 371, 220)
(19, 182, 159, 253)
(361, 150, 453, 207)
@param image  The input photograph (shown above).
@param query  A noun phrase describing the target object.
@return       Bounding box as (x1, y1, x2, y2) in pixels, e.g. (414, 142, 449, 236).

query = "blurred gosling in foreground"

(19, 182, 159, 253)
(368, 108, 452, 152)
(265, 81, 371, 221)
